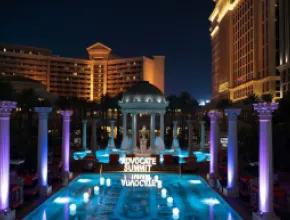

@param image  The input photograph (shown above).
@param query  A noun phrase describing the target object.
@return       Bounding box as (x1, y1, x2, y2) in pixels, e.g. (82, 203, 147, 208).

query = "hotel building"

(209, 0, 280, 102)
(277, 0, 290, 95)
(0, 42, 164, 101)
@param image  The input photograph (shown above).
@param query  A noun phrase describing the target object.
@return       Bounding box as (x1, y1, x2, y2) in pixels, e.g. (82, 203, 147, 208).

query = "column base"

(106, 138, 116, 149)
(39, 185, 52, 196)
(62, 171, 73, 186)
(223, 187, 239, 198)
(252, 211, 280, 220)
(0, 209, 15, 220)
(207, 173, 217, 187)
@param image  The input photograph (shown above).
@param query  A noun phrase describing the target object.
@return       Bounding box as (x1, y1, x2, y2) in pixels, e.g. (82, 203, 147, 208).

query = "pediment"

(86, 42, 112, 52)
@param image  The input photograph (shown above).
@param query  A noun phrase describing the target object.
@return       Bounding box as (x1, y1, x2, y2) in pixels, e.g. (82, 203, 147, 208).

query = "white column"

(0, 101, 16, 220)
(224, 108, 240, 198)
(253, 103, 279, 220)
(173, 121, 178, 140)
(160, 112, 165, 141)
(187, 120, 193, 157)
(207, 110, 220, 183)
(34, 107, 52, 196)
(122, 112, 127, 137)
(60, 110, 73, 185)
(132, 113, 137, 150)
(82, 120, 87, 151)
(199, 120, 206, 152)
(107, 120, 116, 149)
(150, 113, 156, 152)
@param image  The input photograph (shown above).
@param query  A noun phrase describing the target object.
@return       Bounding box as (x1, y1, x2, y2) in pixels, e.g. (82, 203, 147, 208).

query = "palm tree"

(100, 94, 111, 126)
(0, 80, 16, 100)
(166, 94, 180, 121)
(17, 88, 38, 129)
(179, 92, 194, 146)
(261, 94, 273, 103)
(244, 94, 260, 105)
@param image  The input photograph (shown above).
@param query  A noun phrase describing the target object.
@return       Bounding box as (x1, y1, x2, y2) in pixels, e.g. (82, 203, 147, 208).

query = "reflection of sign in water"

(220, 138, 228, 147)
(124, 157, 156, 172)
(121, 174, 157, 187)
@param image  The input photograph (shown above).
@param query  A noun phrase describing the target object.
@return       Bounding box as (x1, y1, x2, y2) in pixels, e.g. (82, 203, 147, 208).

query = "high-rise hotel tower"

(0, 42, 165, 101)
(210, 0, 280, 102)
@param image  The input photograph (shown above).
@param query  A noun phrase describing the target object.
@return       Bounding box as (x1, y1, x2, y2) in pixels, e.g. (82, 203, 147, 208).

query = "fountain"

(121, 135, 131, 151)
(154, 136, 165, 153)
(172, 121, 181, 154)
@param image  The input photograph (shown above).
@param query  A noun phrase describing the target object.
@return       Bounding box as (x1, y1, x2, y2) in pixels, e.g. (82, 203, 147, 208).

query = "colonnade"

(207, 104, 279, 220)
(122, 111, 165, 151)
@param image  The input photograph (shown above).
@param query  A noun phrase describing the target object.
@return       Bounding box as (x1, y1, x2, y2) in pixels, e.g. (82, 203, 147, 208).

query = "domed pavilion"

(119, 81, 168, 153)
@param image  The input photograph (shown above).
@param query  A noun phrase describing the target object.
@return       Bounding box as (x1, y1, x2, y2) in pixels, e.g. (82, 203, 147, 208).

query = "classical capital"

(34, 107, 52, 113)
(253, 102, 278, 120)
(207, 110, 220, 121)
(0, 101, 17, 117)
(173, 121, 178, 126)
(60, 110, 73, 120)
(199, 120, 206, 125)
(110, 120, 116, 125)
(225, 108, 241, 121)
(82, 120, 87, 124)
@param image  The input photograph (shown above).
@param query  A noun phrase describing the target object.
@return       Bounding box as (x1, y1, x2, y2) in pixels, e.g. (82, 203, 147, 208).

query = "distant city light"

(198, 99, 210, 106)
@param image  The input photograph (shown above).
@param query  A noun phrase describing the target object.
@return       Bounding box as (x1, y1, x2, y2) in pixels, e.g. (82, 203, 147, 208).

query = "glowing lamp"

(100, 177, 105, 185)
(83, 192, 89, 202)
(157, 180, 162, 189)
(161, 188, 167, 198)
(69, 204, 76, 212)
(106, 178, 111, 187)
(173, 207, 180, 215)
(167, 197, 173, 204)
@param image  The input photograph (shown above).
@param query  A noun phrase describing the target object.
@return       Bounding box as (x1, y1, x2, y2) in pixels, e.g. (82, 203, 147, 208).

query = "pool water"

(74, 149, 210, 164)
(24, 173, 241, 220)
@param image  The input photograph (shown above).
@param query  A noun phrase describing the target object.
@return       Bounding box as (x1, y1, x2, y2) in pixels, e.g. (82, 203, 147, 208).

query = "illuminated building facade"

(210, 0, 280, 102)
(0, 42, 164, 101)
(277, 0, 290, 95)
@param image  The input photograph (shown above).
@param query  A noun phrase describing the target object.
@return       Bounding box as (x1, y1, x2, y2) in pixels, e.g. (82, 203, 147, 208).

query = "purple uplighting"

(208, 111, 220, 177)
(0, 101, 16, 211)
(60, 111, 73, 173)
(253, 102, 278, 214)
(225, 108, 240, 194)
(35, 107, 52, 188)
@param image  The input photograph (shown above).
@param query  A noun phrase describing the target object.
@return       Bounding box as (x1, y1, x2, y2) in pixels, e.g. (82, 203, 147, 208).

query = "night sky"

(0, 0, 214, 99)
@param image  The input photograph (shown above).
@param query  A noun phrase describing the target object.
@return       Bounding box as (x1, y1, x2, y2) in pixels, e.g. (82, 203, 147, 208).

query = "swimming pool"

(24, 173, 241, 220)
(73, 149, 210, 163)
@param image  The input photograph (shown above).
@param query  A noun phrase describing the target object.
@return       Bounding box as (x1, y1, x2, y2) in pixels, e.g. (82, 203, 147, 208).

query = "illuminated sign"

(124, 157, 156, 172)
(121, 174, 158, 187)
